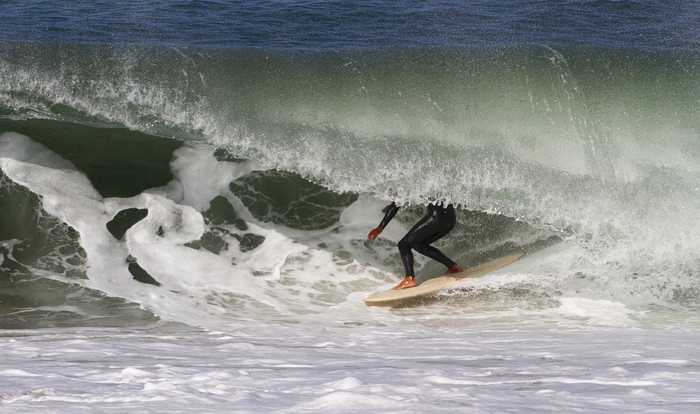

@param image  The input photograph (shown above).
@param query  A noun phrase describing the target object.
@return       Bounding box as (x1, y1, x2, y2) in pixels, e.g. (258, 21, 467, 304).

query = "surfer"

(368, 202, 463, 289)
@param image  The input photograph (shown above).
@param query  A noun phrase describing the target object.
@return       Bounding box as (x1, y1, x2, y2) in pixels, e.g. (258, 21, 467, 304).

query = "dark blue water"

(1, 0, 698, 50)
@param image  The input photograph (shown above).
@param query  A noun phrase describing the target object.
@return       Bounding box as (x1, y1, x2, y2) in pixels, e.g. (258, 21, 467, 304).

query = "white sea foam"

(0, 132, 400, 328)
(1, 326, 699, 413)
(555, 297, 635, 326)
(0, 132, 265, 326)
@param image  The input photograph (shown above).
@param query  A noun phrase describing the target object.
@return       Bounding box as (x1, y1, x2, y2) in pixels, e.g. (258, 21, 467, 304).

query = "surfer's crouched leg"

(397, 238, 415, 276)
(395, 239, 418, 289)
(411, 242, 456, 269)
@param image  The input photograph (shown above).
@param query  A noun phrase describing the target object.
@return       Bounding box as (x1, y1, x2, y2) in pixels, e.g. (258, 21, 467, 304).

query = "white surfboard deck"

(364, 253, 523, 307)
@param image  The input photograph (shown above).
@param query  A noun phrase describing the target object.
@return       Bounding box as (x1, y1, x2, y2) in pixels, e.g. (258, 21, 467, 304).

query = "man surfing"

(368, 202, 463, 289)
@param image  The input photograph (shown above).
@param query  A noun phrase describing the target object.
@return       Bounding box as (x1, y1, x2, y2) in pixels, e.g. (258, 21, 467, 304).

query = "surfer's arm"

(378, 202, 399, 229)
(368, 202, 399, 240)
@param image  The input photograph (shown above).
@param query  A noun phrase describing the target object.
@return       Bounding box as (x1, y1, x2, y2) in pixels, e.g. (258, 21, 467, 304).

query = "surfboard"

(364, 252, 523, 307)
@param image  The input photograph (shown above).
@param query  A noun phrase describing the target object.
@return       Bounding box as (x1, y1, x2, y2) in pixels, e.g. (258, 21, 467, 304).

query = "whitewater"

(2, 1, 700, 412)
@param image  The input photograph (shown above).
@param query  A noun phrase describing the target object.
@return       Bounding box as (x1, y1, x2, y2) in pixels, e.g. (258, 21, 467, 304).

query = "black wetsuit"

(377, 202, 457, 277)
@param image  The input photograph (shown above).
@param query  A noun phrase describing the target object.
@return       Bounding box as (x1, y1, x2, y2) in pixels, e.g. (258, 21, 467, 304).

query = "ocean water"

(1, 1, 700, 412)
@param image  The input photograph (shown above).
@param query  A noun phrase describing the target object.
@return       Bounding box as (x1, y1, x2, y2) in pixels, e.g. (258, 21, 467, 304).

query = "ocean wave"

(1, 42, 700, 327)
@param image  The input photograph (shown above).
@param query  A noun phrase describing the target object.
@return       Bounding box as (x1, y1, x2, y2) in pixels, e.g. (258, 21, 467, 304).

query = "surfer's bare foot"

(447, 264, 463, 274)
(393, 276, 417, 290)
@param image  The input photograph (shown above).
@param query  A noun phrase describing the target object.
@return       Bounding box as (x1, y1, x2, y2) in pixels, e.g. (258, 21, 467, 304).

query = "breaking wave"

(2, 42, 700, 328)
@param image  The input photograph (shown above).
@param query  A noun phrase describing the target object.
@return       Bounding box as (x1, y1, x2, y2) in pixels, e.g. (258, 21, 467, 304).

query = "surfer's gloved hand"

(367, 227, 382, 240)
